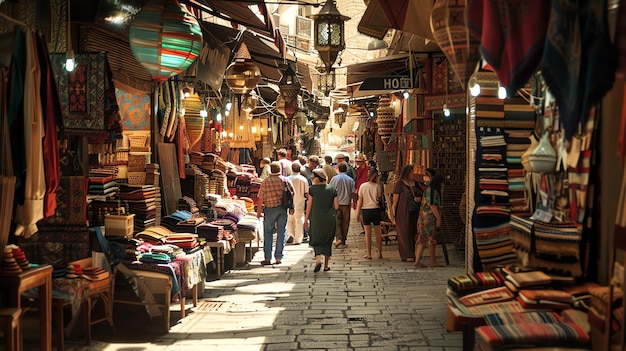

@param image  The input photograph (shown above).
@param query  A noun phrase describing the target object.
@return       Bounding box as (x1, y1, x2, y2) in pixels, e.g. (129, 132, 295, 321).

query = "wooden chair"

(0, 308, 22, 351)
(112, 266, 173, 333)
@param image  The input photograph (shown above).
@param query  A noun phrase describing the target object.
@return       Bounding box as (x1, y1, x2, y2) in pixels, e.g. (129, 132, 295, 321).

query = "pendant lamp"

(225, 43, 261, 95)
(309, 0, 350, 72)
(278, 65, 301, 105)
(430, 0, 480, 89)
(128, 0, 203, 82)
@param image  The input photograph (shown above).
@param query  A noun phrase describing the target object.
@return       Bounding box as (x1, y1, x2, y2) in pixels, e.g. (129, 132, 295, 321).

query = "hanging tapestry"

(50, 52, 121, 131)
(115, 81, 151, 131)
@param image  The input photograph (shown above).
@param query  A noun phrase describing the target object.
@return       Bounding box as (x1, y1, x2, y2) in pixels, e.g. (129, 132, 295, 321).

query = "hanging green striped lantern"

(129, 0, 203, 82)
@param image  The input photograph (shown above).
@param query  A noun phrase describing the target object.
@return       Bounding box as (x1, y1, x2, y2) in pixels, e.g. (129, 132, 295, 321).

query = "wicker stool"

(0, 308, 22, 351)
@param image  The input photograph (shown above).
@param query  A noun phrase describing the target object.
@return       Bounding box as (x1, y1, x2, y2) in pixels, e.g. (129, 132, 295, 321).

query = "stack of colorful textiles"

(118, 184, 157, 233)
(473, 127, 517, 270)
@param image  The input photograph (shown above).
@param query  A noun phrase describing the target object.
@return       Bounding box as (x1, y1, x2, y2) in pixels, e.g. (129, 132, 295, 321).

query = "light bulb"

(225, 110, 230, 117)
(443, 104, 451, 117)
(216, 113, 222, 122)
(252, 126, 257, 133)
(470, 83, 481, 97)
(182, 87, 190, 99)
(239, 125, 244, 130)
(65, 50, 75, 72)
(369, 111, 374, 117)
(226, 101, 232, 111)
(498, 86, 507, 99)
(403, 91, 410, 99)
(229, 132, 234, 138)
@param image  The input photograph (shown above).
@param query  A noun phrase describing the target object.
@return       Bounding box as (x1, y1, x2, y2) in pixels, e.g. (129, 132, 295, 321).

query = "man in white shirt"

(286, 162, 309, 244)
(277, 148, 292, 177)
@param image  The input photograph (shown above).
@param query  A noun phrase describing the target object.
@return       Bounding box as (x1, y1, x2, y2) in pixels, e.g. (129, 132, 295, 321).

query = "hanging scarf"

(540, 0, 617, 139)
(466, 0, 551, 96)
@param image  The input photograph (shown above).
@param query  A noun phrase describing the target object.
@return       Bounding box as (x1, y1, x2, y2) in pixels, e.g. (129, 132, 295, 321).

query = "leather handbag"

(281, 181, 294, 209)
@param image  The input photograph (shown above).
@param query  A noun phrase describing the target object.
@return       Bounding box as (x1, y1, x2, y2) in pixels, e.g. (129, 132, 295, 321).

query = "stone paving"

(34, 212, 467, 351)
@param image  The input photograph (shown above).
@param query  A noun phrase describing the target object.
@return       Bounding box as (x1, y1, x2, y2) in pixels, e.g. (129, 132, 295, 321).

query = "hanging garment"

(35, 32, 62, 218)
(466, 0, 551, 96)
(541, 0, 617, 138)
(7, 28, 26, 205)
(15, 30, 46, 238)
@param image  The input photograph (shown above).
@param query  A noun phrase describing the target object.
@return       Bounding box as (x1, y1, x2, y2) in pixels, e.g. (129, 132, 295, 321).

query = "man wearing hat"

(334, 153, 356, 181)
(257, 162, 295, 265)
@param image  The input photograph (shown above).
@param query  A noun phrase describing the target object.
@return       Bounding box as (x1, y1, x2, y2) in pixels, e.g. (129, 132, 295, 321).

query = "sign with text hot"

(360, 76, 413, 91)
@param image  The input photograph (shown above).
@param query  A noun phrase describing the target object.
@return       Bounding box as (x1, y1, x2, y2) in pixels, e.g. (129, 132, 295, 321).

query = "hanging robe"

(15, 30, 46, 238)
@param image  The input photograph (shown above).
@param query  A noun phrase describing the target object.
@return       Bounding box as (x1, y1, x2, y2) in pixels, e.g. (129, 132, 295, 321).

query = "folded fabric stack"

(88, 173, 119, 200)
(118, 184, 157, 233)
(197, 222, 224, 242)
(160, 210, 193, 232)
(135, 226, 172, 245)
(11, 245, 30, 271)
(83, 267, 110, 281)
(175, 217, 206, 233)
(165, 233, 199, 250)
(475, 310, 590, 350)
(448, 270, 508, 296)
(139, 252, 171, 264)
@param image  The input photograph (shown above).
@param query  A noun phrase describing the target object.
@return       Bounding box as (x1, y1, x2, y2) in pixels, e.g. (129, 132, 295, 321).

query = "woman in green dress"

(304, 168, 339, 272)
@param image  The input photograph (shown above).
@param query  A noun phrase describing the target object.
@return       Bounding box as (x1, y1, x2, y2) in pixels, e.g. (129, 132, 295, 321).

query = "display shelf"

(432, 114, 466, 245)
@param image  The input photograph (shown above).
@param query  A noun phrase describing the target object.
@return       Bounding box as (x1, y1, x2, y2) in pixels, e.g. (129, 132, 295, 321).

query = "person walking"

(392, 164, 422, 262)
(329, 162, 356, 247)
(258, 157, 271, 180)
(276, 148, 292, 176)
(323, 155, 337, 183)
(414, 168, 445, 268)
(257, 162, 294, 265)
(304, 169, 339, 272)
(356, 168, 383, 259)
(354, 154, 371, 234)
(286, 163, 309, 245)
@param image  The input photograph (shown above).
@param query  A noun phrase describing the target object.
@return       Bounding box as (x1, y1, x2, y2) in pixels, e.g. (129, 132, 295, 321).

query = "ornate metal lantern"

(278, 65, 301, 105)
(317, 67, 336, 96)
(225, 43, 261, 95)
(128, 0, 203, 82)
(315, 113, 329, 132)
(309, 0, 350, 72)
(334, 105, 346, 128)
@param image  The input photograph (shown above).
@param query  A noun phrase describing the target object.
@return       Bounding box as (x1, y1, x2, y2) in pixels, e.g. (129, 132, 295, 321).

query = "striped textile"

(533, 221, 581, 259)
(483, 311, 562, 326)
(477, 322, 590, 347)
(448, 270, 507, 295)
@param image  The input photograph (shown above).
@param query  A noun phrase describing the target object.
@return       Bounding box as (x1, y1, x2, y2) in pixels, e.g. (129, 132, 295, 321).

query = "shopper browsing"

(304, 169, 339, 272)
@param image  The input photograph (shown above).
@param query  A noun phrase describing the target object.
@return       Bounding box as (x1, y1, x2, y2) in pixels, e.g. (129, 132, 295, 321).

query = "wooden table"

(0, 264, 53, 351)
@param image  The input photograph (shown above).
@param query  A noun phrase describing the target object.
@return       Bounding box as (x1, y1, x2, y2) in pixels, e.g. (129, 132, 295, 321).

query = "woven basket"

(127, 172, 146, 185)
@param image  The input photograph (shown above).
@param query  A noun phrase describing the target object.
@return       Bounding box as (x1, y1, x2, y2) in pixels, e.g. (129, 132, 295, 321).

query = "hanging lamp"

(278, 65, 301, 105)
(309, 0, 350, 73)
(225, 42, 261, 95)
(128, 0, 203, 82)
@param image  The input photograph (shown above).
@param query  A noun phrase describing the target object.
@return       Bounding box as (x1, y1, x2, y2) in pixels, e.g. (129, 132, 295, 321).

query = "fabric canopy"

(358, 0, 435, 41)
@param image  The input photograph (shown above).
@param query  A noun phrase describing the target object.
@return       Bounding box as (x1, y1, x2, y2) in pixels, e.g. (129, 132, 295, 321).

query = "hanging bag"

(407, 182, 420, 212)
(281, 181, 294, 210)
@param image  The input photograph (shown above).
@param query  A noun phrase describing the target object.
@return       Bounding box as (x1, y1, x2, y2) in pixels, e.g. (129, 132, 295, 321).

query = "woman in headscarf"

(414, 168, 445, 267)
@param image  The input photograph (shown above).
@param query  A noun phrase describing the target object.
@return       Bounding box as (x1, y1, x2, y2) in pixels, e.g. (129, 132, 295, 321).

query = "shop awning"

(358, 0, 436, 41)
(182, 0, 277, 40)
(200, 22, 312, 92)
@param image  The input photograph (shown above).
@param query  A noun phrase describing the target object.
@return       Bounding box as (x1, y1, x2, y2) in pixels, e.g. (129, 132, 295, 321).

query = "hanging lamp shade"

(278, 65, 301, 105)
(128, 0, 203, 82)
(430, 0, 480, 89)
(309, 0, 351, 72)
(225, 43, 261, 95)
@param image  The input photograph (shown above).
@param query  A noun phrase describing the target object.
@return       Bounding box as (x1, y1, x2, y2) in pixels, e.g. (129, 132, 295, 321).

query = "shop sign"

(359, 76, 412, 91)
